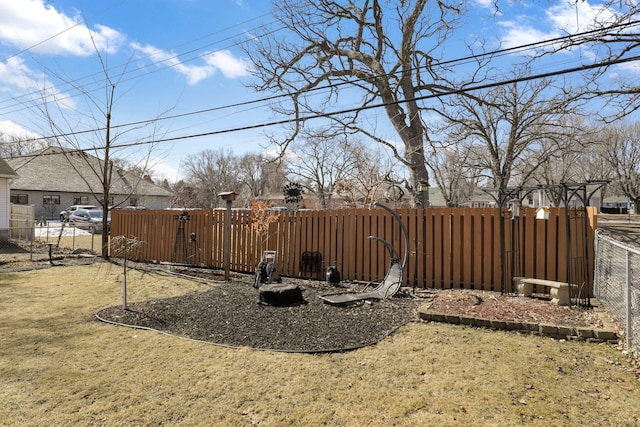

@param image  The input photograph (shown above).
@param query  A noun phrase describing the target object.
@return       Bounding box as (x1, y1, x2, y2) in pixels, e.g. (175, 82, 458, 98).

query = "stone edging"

(417, 307, 619, 343)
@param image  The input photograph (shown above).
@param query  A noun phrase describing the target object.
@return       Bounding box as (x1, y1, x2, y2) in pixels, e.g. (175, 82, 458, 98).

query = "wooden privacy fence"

(111, 206, 597, 293)
(111, 209, 213, 266)
(10, 204, 35, 240)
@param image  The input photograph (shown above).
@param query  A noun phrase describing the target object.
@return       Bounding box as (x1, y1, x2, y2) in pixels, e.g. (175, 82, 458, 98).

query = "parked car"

(60, 205, 96, 221)
(116, 205, 147, 210)
(68, 209, 110, 233)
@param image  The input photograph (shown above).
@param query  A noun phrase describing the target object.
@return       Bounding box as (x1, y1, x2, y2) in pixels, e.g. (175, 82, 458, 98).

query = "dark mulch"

(96, 273, 423, 353)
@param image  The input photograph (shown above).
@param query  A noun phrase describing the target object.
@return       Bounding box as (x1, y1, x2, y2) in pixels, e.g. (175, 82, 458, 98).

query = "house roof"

(427, 187, 447, 207)
(0, 156, 18, 178)
(8, 146, 173, 197)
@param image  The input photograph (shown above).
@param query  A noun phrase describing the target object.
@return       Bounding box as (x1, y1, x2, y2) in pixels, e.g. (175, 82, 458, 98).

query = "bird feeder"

(536, 206, 550, 220)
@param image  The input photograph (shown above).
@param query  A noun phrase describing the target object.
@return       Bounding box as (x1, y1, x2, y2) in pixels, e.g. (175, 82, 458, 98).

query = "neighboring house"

(425, 187, 447, 207)
(8, 146, 174, 219)
(0, 156, 18, 240)
(602, 195, 633, 214)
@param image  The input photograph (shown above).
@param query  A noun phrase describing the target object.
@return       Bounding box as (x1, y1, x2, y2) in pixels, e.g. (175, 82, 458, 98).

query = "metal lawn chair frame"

(319, 202, 409, 305)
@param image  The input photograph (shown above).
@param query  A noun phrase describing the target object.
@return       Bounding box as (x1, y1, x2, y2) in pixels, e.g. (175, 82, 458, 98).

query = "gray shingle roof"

(8, 146, 173, 197)
(0, 156, 17, 178)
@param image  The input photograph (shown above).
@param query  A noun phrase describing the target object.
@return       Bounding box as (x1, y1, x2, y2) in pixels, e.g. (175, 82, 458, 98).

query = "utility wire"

(0, 0, 129, 63)
(12, 18, 640, 146)
(0, 10, 277, 114)
(1, 9, 637, 118)
(17, 52, 640, 157)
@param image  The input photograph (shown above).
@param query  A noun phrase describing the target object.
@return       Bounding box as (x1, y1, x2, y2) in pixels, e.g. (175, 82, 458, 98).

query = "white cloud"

(0, 56, 75, 109)
(498, 1, 620, 51)
(473, 0, 499, 12)
(546, 1, 617, 34)
(146, 157, 182, 182)
(0, 120, 41, 142)
(0, 0, 125, 56)
(203, 50, 252, 79)
(613, 60, 640, 74)
(131, 42, 250, 85)
(498, 20, 558, 49)
(0, 57, 43, 92)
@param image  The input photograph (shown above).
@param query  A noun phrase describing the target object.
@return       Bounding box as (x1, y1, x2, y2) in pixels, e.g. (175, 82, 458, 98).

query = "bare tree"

(237, 153, 287, 204)
(169, 180, 200, 209)
(593, 120, 640, 210)
(0, 133, 49, 159)
(32, 35, 167, 258)
(286, 129, 359, 209)
(436, 75, 581, 192)
(335, 142, 396, 208)
(182, 148, 242, 208)
(244, 0, 474, 207)
(426, 143, 481, 207)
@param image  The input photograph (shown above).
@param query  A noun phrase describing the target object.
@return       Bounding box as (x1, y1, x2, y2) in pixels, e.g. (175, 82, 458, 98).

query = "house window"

(43, 195, 60, 206)
(73, 196, 89, 204)
(10, 194, 28, 204)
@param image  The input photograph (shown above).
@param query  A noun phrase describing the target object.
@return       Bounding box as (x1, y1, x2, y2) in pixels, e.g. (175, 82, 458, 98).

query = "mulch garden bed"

(96, 273, 423, 353)
(95, 266, 613, 353)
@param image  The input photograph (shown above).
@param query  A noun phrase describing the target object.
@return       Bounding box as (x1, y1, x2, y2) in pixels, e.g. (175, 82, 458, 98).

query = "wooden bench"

(513, 277, 576, 306)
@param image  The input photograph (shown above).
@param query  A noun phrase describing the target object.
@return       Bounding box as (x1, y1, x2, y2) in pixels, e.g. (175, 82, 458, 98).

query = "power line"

(52, 53, 640, 153)
(0, 8, 277, 115)
(2, 6, 637, 119)
(0, 0, 130, 63)
(12, 18, 640, 146)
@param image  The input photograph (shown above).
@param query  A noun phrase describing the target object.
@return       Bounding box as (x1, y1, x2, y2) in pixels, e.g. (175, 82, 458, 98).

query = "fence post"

(122, 239, 128, 310)
(626, 250, 632, 351)
(219, 192, 237, 281)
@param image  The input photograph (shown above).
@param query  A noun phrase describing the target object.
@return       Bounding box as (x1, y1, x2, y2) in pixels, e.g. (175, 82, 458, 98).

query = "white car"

(60, 205, 97, 221)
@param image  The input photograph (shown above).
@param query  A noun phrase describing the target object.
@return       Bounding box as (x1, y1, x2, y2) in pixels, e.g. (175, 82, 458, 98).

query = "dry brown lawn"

(1, 263, 639, 426)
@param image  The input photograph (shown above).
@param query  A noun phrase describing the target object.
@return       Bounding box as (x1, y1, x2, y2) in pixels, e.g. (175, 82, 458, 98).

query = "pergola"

(483, 181, 608, 307)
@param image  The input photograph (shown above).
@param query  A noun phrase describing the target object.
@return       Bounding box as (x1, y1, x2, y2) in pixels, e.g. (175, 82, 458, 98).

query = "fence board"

(111, 207, 597, 294)
(521, 209, 536, 278)
(432, 209, 444, 288)
(491, 211, 500, 292)
(471, 210, 483, 289)
(546, 209, 560, 280)
(556, 209, 568, 282)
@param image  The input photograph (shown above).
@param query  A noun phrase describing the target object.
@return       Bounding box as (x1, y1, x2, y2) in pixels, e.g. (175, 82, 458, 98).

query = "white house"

(0, 157, 18, 241)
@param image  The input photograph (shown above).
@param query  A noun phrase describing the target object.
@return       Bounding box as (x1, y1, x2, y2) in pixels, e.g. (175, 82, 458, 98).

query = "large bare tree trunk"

(244, 0, 467, 207)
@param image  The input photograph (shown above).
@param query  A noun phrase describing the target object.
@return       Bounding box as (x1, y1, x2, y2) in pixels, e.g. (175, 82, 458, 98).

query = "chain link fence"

(1, 221, 104, 262)
(595, 229, 640, 358)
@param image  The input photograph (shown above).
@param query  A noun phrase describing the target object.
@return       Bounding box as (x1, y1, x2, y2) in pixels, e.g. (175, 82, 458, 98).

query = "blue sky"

(0, 0, 632, 182)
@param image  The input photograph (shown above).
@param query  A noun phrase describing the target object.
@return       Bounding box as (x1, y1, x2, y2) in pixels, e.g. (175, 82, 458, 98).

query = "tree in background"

(182, 148, 241, 208)
(285, 128, 359, 209)
(426, 143, 481, 207)
(244, 0, 480, 207)
(31, 33, 167, 258)
(593, 120, 640, 210)
(335, 141, 397, 208)
(436, 75, 581, 192)
(237, 153, 286, 201)
(0, 132, 48, 159)
(181, 149, 287, 208)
